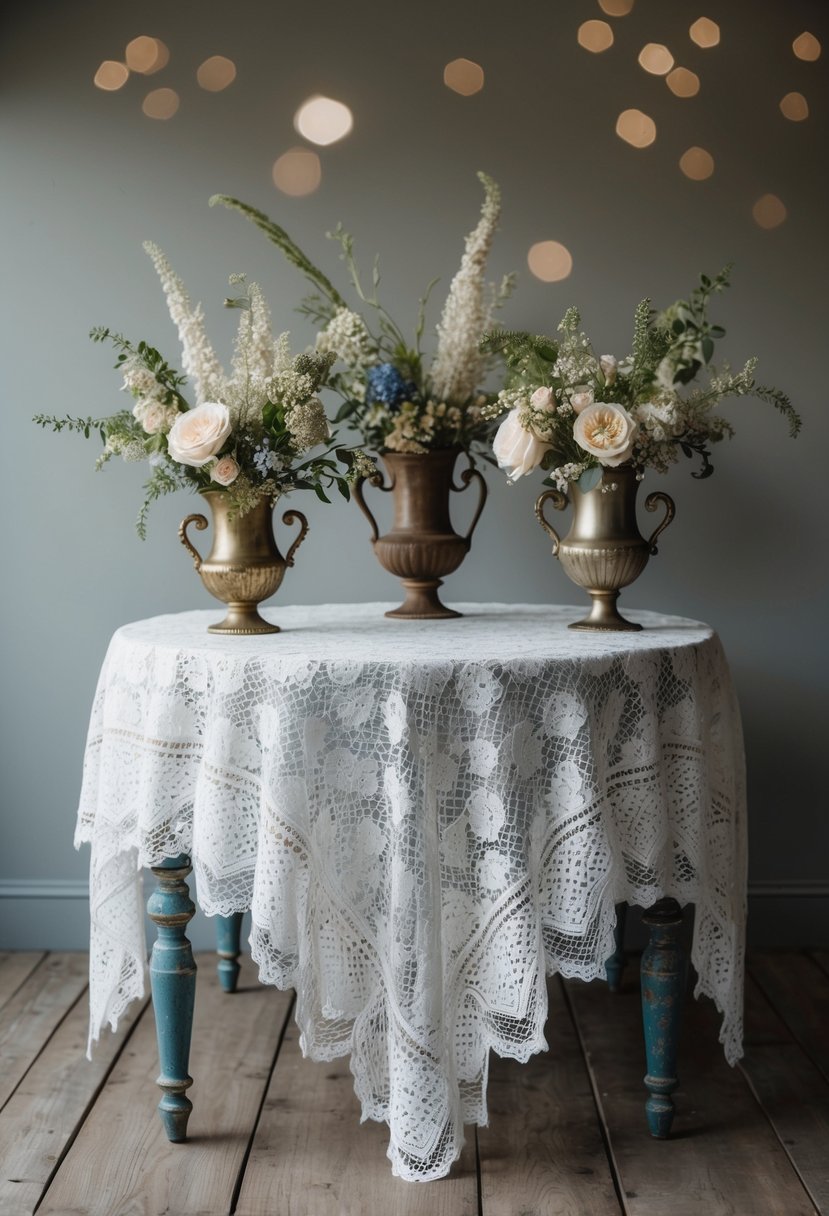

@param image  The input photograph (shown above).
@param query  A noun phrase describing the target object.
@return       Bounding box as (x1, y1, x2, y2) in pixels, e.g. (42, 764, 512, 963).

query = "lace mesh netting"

(76, 603, 746, 1182)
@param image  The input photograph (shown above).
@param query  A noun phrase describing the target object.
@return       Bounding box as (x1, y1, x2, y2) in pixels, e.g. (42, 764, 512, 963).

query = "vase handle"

(353, 470, 393, 543)
(451, 458, 488, 546)
(281, 510, 309, 567)
(179, 513, 208, 571)
(644, 491, 676, 555)
(535, 488, 568, 557)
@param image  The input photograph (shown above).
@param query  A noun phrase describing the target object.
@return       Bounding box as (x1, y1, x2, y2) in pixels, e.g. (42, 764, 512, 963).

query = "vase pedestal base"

(569, 590, 643, 633)
(385, 580, 462, 621)
(208, 605, 280, 635)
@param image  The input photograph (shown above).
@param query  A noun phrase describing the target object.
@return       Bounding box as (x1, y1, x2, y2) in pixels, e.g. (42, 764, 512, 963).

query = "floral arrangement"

(483, 267, 799, 492)
(210, 172, 514, 457)
(34, 245, 374, 535)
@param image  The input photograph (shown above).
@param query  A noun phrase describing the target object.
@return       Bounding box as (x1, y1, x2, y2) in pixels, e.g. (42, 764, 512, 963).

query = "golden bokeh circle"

(689, 18, 720, 49)
(752, 194, 787, 229)
(616, 108, 656, 148)
(792, 32, 821, 61)
(197, 56, 237, 92)
(273, 148, 322, 196)
(679, 147, 714, 180)
(142, 88, 180, 120)
(443, 58, 485, 95)
(666, 67, 700, 97)
(527, 241, 573, 282)
(577, 21, 614, 53)
(94, 61, 129, 91)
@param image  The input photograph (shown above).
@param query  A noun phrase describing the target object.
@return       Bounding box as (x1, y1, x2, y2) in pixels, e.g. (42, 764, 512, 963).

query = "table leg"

(605, 901, 628, 992)
(147, 854, 197, 1142)
(215, 912, 244, 993)
(641, 897, 685, 1138)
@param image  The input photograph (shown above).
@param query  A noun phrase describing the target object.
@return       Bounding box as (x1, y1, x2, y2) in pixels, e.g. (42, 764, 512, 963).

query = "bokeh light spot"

(443, 58, 485, 95)
(679, 146, 714, 180)
(753, 194, 787, 229)
(197, 56, 237, 91)
(273, 148, 322, 196)
(294, 96, 353, 145)
(126, 36, 168, 74)
(142, 88, 179, 120)
(578, 21, 614, 52)
(638, 43, 674, 74)
(94, 61, 129, 91)
(779, 91, 809, 121)
(792, 32, 821, 61)
(690, 17, 720, 48)
(616, 108, 656, 147)
(527, 241, 573, 282)
(598, 0, 634, 14)
(666, 67, 700, 97)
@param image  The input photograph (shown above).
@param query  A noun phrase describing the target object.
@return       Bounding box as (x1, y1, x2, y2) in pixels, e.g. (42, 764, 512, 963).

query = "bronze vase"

(353, 446, 487, 619)
(179, 489, 308, 635)
(535, 464, 675, 631)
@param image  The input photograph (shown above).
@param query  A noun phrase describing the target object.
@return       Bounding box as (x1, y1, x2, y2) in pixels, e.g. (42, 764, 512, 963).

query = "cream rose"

(599, 354, 618, 385)
(134, 399, 176, 435)
(211, 455, 240, 486)
(570, 385, 594, 414)
(573, 402, 638, 467)
(493, 408, 553, 479)
(530, 385, 556, 413)
(167, 402, 232, 468)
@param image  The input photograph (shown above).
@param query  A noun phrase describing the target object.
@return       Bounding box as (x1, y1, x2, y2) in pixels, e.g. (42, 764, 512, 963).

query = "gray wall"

(2, 0, 827, 951)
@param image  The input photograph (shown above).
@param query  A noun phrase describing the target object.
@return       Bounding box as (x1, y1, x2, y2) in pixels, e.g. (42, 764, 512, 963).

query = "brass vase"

(535, 464, 675, 631)
(353, 446, 487, 619)
(179, 489, 308, 635)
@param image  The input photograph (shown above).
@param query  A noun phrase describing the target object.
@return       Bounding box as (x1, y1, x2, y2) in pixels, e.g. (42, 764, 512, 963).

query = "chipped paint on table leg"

(605, 901, 628, 993)
(147, 854, 197, 1143)
(641, 897, 685, 1138)
(215, 912, 244, 993)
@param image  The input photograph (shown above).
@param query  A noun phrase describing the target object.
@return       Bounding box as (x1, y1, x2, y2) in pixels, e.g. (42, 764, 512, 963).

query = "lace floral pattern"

(76, 603, 746, 1182)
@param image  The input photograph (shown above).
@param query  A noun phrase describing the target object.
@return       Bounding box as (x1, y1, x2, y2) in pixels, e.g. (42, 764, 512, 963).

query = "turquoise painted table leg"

(147, 854, 197, 1143)
(605, 901, 628, 992)
(215, 912, 244, 993)
(641, 897, 685, 1138)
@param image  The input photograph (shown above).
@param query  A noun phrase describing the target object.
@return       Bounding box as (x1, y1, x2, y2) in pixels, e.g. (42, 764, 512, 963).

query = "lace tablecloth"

(76, 602, 746, 1181)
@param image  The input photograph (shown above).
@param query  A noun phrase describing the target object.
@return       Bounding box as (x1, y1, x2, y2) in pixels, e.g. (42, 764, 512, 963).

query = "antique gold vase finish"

(535, 464, 675, 631)
(353, 447, 487, 619)
(179, 489, 308, 635)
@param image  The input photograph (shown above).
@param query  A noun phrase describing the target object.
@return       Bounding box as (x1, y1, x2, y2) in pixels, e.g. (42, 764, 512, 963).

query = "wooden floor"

(1, 951, 828, 1216)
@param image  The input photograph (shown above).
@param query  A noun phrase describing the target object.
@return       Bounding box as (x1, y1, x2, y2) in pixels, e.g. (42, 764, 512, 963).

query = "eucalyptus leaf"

(578, 466, 603, 493)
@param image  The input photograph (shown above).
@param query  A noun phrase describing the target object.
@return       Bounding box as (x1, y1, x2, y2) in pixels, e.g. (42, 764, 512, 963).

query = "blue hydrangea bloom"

(365, 363, 416, 409)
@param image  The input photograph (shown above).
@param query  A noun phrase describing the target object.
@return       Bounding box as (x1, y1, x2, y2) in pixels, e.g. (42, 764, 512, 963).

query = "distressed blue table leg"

(605, 901, 628, 992)
(215, 912, 244, 993)
(641, 897, 685, 1138)
(147, 854, 197, 1143)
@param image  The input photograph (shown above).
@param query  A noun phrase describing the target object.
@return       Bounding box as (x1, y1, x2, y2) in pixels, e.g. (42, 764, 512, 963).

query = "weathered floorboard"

(477, 976, 620, 1216)
(565, 975, 818, 1216)
(234, 1018, 479, 1216)
(739, 974, 829, 1212)
(38, 956, 292, 1216)
(0, 953, 89, 1110)
(749, 953, 829, 1084)
(0, 952, 46, 1013)
(0, 991, 149, 1216)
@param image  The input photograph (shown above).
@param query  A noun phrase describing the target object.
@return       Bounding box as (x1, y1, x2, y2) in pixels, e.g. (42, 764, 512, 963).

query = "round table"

(76, 603, 746, 1182)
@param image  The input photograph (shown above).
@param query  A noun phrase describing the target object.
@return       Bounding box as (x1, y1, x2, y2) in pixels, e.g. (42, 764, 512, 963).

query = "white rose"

(600, 355, 618, 385)
(166, 402, 232, 468)
(530, 385, 556, 413)
(573, 402, 638, 467)
(570, 385, 594, 414)
(493, 408, 553, 479)
(134, 399, 175, 435)
(211, 455, 240, 486)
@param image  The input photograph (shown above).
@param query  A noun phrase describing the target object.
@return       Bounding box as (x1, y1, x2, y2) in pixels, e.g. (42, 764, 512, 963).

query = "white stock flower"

(143, 242, 227, 402)
(430, 173, 501, 405)
(570, 385, 594, 414)
(493, 407, 552, 479)
(315, 308, 374, 367)
(599, 354, 618, 384)
(211, 455, 240, 486)
(531, 386, 556, 412)
(573, 403, 638, 467)
(167, 402, 232, 467)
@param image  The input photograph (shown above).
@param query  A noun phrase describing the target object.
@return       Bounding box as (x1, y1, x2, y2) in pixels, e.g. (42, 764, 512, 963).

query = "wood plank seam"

(557, 977, 627, 1216)
(809, 952, 829, 982)
(748, 954, 829, 1087)
(31, 995, 153, 1216)
(473, 1126, 483, 1216)
(228, 991, 296, 1215)
(0, 952, 48, 1015)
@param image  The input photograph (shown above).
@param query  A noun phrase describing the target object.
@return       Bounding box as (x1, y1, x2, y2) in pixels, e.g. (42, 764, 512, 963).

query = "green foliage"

(33, 413, 110, 441)
(136, 464, 188, 540)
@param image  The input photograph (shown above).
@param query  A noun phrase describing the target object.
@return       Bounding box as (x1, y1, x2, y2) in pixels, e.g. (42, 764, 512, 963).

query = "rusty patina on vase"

(353, 447, 487, 619)
(179, 489, 308, 635)
(535, 464, 675, 631)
